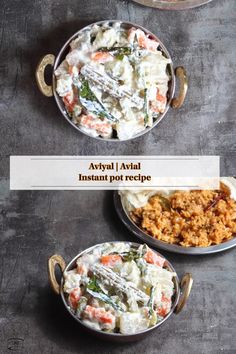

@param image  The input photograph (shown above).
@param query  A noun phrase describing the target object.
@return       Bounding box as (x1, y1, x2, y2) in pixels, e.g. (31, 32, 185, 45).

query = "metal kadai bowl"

(48, 242, 193, 342)
(36, 20, 188, 141)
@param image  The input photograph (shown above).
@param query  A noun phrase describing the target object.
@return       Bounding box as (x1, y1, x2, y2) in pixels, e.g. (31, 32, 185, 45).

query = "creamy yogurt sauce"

(55, 22, 171, 140)
(63, 242, 175, 334)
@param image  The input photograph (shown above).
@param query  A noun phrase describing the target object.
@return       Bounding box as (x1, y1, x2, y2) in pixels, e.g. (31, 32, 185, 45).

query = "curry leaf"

(79, 78, 117, 122)
(87, 276, 101, 292)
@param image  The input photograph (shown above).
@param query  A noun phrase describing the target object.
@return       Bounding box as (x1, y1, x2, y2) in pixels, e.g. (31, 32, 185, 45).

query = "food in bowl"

(63, 242, 175, 334)
(123, 182, 236, 248)
(55, 22, 171, 140)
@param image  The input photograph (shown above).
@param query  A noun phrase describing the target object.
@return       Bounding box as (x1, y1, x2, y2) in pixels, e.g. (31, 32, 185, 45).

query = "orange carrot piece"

(156, 294, 171, 317)
(63, 91, 77, 113)
(69, 288, 81, 309)
(157, 306, 168, 317)
(80, 115, 111, 135)
(84, 305, 115, 324)
(100, 254, 122, 267)
(91, 52, 113, 63)
(128, 28, 158, 52)
(144, 248, 165, 267)
(156, 93, 167, 104)
(137, 33, 158, 52)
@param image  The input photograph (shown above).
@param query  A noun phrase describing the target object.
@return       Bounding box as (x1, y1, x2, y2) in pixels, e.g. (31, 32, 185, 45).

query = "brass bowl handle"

(48, 254, 66, 295)
(171, 66, 188, 109)
(35, 54, 55, 97)
(175, 273, 193, 314)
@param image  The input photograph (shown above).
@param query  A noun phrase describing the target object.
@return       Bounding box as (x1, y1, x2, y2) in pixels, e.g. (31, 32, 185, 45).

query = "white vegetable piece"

(116, 119, 144, 140)
(120, 312, 149, 334)
(64, 270, 81, 293)
(56, 74, 73, 96)
(143, 264, 175, 299)
(120, 260, 141, 287)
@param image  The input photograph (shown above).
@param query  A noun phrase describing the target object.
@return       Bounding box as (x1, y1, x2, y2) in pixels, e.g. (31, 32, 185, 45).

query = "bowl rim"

(113, 191, 236, 255)
(59, 241, 180, 338)
(52, 20, 176, 142)
(132, 0, 213, 10)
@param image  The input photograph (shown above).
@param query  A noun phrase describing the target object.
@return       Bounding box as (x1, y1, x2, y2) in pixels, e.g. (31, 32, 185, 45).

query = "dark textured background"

(0, 0, 236, 353)
(0, 0, 236, 174)
(0, 183, 236, 354)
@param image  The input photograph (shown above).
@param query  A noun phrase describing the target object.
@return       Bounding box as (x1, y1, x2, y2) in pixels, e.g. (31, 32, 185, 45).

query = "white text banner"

(10, 156, 220, 190)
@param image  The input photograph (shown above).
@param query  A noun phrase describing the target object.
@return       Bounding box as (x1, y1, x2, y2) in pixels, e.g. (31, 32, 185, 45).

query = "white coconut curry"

(63, 242, 175, 334)
(55, 22, 171, 140)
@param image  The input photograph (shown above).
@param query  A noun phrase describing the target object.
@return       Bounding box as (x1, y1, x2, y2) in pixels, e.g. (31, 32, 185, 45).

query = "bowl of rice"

(115, 178, 236, 254)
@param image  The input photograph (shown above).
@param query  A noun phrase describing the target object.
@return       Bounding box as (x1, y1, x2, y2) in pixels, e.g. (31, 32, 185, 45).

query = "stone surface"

(0, 180, 236, 354)
(0, 0, 236, 353)
(0, 0, 235, 175)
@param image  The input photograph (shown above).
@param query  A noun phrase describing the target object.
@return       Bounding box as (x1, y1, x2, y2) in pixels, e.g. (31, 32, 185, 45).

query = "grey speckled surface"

(0, 0, 236, 353)
(0, 180, 236, 354)
(0, 0, 236, 175)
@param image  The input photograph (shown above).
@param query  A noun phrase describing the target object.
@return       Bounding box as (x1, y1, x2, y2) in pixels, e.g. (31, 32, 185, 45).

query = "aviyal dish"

(48, 242, 192, 341)
(63, 243, 174, 333)
(54, 22, 171, 140)
(36, 20, 188, 141)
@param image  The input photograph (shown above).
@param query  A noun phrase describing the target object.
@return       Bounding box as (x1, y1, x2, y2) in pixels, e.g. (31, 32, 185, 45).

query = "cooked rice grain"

(130, 190, 236, 247)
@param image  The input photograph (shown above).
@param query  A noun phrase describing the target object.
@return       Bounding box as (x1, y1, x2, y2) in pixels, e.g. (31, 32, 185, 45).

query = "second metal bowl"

(132, 0, 213, 10)
(48, 241, 193, 342)
(114, 191, 236, 255)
